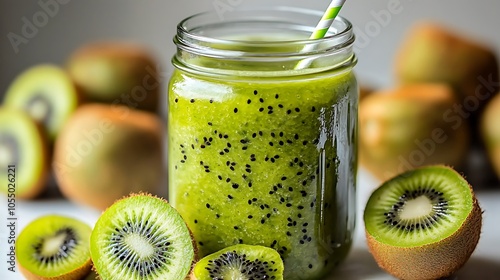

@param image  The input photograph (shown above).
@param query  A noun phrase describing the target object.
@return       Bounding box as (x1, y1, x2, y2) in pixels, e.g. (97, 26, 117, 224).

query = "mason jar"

(168, 7, 358, 279)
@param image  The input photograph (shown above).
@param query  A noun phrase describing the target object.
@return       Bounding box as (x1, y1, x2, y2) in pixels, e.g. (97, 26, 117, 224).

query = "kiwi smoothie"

(169, 8, 357, 280)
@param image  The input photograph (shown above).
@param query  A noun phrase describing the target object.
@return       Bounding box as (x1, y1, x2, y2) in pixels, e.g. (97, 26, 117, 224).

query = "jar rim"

(177, 6, 353, 47)
(172, 6, 356, 77)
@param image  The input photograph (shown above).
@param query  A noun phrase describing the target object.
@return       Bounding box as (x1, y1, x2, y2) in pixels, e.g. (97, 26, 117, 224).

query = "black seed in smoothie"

(190, 99, 195, 103)
(228, 195, 233, 199)
(247, 99, 252, 104)
(234, 108, 238, 113)
(259, 108, 264, 112)
(287, 109, 292, 114)
(259, 98, 264, 103)
(311, 106, 316, 112)
(253, 90, 258, 95)
(208, 122, 212, 126)
(295, 108, 300, 112)
(174, 98, 178, 103)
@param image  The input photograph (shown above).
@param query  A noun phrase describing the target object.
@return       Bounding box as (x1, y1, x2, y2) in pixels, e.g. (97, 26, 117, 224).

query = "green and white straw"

(295, 0, 347, 69)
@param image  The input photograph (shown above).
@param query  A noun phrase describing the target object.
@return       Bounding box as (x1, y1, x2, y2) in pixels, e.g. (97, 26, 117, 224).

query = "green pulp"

(168, 68, 358, 279)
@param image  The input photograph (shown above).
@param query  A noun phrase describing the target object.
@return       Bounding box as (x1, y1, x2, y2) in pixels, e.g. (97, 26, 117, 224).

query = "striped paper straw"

(295, 0, 347, 69)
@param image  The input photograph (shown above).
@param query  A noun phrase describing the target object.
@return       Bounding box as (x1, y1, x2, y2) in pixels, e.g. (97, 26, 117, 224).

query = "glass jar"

(169, 7, 357, 280)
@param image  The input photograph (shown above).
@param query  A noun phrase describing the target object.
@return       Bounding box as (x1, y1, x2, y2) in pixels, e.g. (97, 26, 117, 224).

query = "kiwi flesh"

(90, 193, 196, 280)
(53, 103, 164, 210)
(191, 244, 284, 280)
(68, 42, 160, 112)
(16, 215, 92, 280)
(0, 108, 49, 199)
(364, 165, 482, 280)
(3, 64, 80, 142)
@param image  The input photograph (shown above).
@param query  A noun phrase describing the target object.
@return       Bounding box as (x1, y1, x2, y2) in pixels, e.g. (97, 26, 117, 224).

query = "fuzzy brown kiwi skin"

(53, 104, 164, 210)
(366, 178, 482, 280)
(68, 42, 159, 113)
(18, 256, 92, 280)
(359, 84, 469, 181)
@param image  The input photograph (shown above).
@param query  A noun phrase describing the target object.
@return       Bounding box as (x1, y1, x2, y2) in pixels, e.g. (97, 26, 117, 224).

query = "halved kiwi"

(191, 244, 284, 280)
(364, 165, 482, 280)
(90, 193, 196, 280)
(0, 108, 49, 199)
(4, 64, 80, 142)
(16, 215, 92, 279)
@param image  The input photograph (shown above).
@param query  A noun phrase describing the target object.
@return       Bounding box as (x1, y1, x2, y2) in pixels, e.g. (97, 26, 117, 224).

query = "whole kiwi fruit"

(359, 83, 469, 181)
(364, 165, 482, 280)
(395, 22, 499, 113)
(53, 103, 164, 209)
(481, 92, 500, 180)
(68, 42, 160, 112)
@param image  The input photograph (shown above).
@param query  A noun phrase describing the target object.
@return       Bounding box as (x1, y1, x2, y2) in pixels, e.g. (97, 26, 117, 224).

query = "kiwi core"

(25, 95, 51, 125)
(224, 268, 245, 279)
(42, 230, 73, 256)
(399, 196, 433, 220)
(0, 135, 18, 168)
(125, 234, 156, 258)
(35, 228, 77, 262)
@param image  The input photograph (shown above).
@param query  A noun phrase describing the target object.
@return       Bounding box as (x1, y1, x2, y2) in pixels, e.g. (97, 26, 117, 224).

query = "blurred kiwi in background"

(359, 83, 469, 181)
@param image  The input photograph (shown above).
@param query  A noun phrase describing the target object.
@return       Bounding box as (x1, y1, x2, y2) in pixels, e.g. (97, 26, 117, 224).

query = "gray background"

(1, 0, 499, 99)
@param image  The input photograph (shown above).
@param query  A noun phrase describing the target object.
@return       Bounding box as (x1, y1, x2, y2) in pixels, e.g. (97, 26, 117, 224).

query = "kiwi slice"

(16, 215, 92, 279)
(0, 108, 49, 198)
(90, 193, 196, 280)
(4, 64, 80, 141)
(191, 244, 284, 280)
(364, 165, 482, 280)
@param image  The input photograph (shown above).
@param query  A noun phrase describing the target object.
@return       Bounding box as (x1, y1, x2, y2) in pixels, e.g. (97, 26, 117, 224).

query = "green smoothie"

(168, 67, 358, 279)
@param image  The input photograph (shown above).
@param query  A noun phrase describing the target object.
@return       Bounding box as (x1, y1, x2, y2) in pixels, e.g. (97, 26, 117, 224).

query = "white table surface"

(0, 168, 499, 280)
